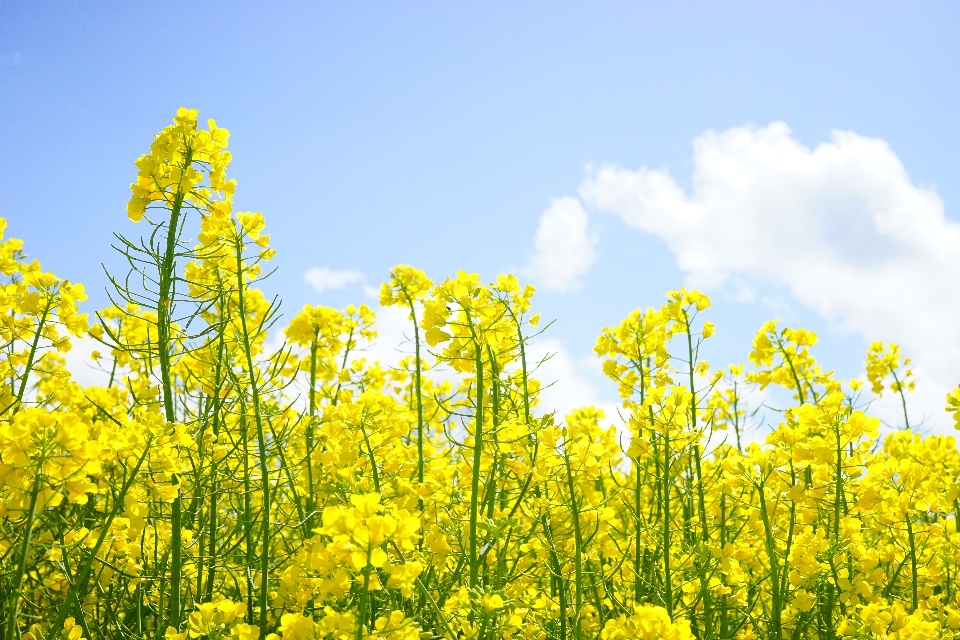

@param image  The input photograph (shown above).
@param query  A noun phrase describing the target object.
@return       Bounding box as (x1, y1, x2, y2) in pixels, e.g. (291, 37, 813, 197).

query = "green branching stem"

(152, 142, 195, 632)
(563, 449, 584, 640)
(12, 299, 53, 412)
(662, 409, 673, 616)
(4, 465, 43, 640)
(233, 238, 272, 631)
(400, 286, 426, 487)
(757, 477, 782, 640)
(306, 329, 319, 533)
(684, 314, 712, 639)
(46, 437, 153, 640)
(890, 367, 911, 430)
(907, 516, 919, 612)
(468, 316, 485, 589)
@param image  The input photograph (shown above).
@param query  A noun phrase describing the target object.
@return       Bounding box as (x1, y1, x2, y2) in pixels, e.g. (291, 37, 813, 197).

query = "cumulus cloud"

(304, 267, 365, 293)
(578, 121, 960, 430)
(527, 197, 597, 291)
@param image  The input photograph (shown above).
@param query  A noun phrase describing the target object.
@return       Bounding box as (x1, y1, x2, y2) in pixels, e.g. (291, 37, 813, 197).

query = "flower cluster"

(5, 109, 960, 640)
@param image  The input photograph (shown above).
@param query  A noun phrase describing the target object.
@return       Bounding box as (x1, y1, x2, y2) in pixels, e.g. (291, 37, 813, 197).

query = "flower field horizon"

(3, 108, 960, 640)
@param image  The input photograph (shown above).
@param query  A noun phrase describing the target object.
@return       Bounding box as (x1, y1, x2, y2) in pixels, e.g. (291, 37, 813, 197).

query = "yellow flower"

(482, 593, 505, 612)
(278, 613, 316, 640)
(601, 605, 693, 640)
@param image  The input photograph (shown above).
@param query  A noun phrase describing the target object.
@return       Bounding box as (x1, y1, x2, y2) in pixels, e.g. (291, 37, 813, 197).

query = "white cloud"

(363, 302, 418, 369)
(526, 337, 623, 428)
(63, 334, 111, 388)
(304, 267, 365, 293)
(527, 197, 597, 292)
(578, 121, 960, 431)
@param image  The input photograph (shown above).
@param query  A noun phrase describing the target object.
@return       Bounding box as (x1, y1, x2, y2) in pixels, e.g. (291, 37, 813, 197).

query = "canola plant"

(2, 109, 960, 640)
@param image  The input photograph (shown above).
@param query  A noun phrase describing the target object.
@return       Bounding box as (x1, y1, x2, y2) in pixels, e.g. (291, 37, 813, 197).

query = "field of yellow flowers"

(3, 109, 960, 640)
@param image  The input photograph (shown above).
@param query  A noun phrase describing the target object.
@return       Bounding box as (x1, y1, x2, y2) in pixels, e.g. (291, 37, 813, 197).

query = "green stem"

(684, 317, 712, 639)
(170, 492, 183, 626)
(204, 319, 227, 601)
(234, 240, 271, 631)
(632, 355, 648, 605)
(359, 414, 381, 494)
(907, 516, 919, 612)
(239, 404, 255, 623)
(13, 300, 53, 411)
(401, 288, 425, 487)
(157, 147, 191, 630)
(890, 368, 910, 430)
(779, 339, 806, 405)
(634, 455, 643, 604)
(757, 479, 782, 640)
(46, 438, 152, 640)
(563, 449, 584, 640)
(4, 467, 43, 640)
(468, 318, 485, 589)
(357, 551, 373, 640)
(543, 511, 567, 640)
(306, 332, 318, 533)
(662, 410, 673, 615)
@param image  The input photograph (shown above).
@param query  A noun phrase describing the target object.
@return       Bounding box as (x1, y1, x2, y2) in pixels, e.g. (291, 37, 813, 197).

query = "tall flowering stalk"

(4, 109, 960, 640)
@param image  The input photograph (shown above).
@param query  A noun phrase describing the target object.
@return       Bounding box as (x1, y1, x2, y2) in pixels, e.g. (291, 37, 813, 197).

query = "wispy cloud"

(526, 337, 621, 426)
(304, 267, 365, 293)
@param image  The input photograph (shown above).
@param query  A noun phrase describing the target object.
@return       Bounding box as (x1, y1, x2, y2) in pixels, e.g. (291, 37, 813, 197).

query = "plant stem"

(757, 478, 782, 640)
(4, 467, 43, 640)
(662, 410, 673, 615)
(468, 317, 485, 589)
(13, 300, 52, 411)
(234, 239, 271, 631)
(563, 449, 584, 640)
(46, 438, 152, 640)
(890, 368, 910, 430)
(401, 288, 426, 487)
(907, 516, 919, 612)
(306, 330, 318, 533)
(157, 146, 191, 630)
(684, 316, 712, 639)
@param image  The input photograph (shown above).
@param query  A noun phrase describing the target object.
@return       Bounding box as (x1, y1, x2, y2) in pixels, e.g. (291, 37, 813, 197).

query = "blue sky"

(2, 1, 959, 431)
